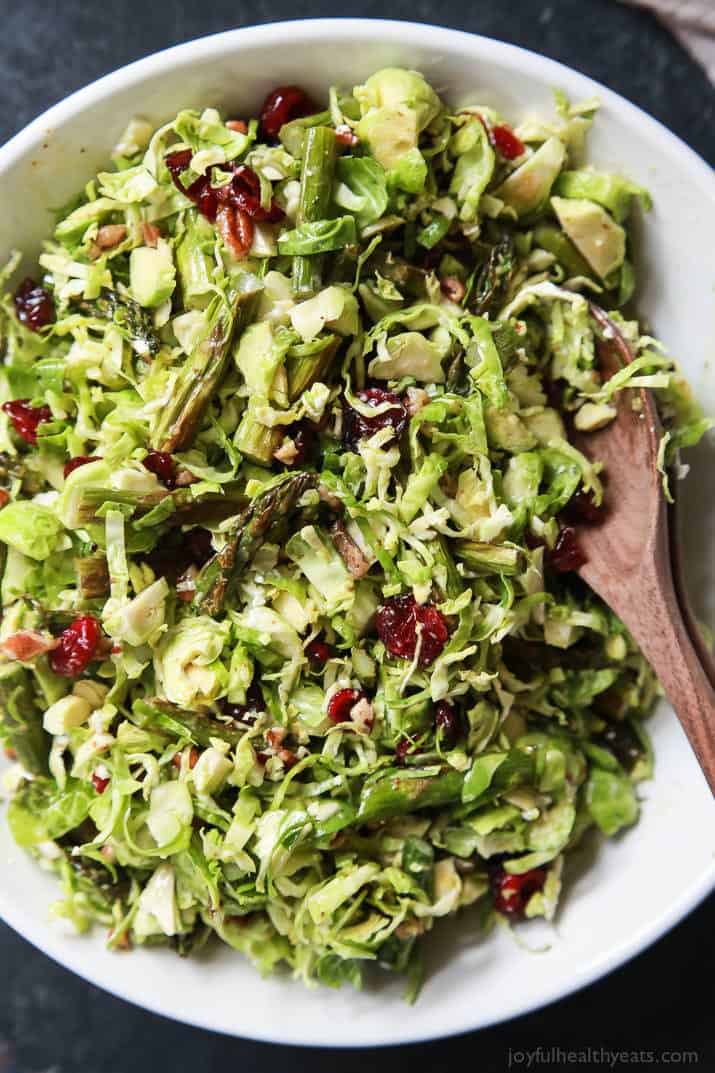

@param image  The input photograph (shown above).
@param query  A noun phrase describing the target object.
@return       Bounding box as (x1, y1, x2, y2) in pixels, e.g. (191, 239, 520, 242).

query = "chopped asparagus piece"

(154, 286, 258, 454)
(454, 541, 522, 576)
(76, 554, 110, 599)
(287, 334, 340, 401)
(194, 472, 318, 615)
(234, 410, 284, 467)
(79, 288, 161, 358)
(293, 126, 338, 296)
(71, 482, 248, 527)
(133, 698, 245, 747)
(357, 767, 464, 823)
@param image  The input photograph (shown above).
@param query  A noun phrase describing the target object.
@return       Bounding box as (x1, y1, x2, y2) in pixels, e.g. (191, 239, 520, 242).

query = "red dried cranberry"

(49, 615, 102, 678)
(491, 124, 526, 160)
(14, 278, 54, 331)
(216, 165, 284, 223)
(2, 399, 51, 446)
(281, 419, 317, 468)
(221, 683, 265, 724)
(489, 866, 546, 919)
(549, 526, 587, 573)
(562, 488, 604, 525)
(327, 687, 362, 724)
(375, 594, 449, 667)
(524, 530, 546, 551)
(434, 701, 463, 745)
(0, 490, 8, 509)
(544, 377, 564, 412)
(184, 527, 214, 567)
(165, 149, 219, 221)
(395, 737, 413, 765)
(64, 455, 101, 479)
(306, 638, 335, 665)
(597, 722, 643, 772)
(259, 85, 316, 139)
(143, 450, 177, 489)
(343, 388, 408, 449)
(92, 773, 110, 794)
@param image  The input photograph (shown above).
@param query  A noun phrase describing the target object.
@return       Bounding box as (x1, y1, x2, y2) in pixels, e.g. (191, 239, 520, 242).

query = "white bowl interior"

(0, 19, 713, 1046)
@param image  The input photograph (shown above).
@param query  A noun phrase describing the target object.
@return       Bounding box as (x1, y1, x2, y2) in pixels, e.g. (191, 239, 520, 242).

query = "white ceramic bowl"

(1, 18, 714, 1047)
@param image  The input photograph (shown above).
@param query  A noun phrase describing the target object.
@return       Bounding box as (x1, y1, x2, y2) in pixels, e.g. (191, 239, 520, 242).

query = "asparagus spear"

(279, 109, 332, 157)
(356, 767, 464, 824)
(293, 126, 338, 296)
(454, 541, 522, 576)
(287, 334, 340, 402)
(0, 663, 49, 774)
(76, 554, 110, 599)
(72, 481, 248, 527)
(79, 289, 161, 359)
(154, 288, 256, 454)
(194, 471, 318, 615)
(133, 698, 246, 748)
(468, 234, 516, 315)
(234, 410, 284, 467)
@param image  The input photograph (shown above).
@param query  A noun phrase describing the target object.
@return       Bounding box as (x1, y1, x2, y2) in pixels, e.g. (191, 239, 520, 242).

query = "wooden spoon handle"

(669, 497, 715, 690)
(620, 560, 715, 794)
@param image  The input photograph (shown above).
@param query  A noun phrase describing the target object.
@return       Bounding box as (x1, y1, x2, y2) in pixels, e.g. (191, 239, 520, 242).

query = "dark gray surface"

(1, 2, 713, 1070)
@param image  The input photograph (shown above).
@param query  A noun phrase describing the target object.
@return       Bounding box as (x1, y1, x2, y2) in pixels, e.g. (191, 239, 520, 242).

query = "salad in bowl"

(0, 65, 708, 1000)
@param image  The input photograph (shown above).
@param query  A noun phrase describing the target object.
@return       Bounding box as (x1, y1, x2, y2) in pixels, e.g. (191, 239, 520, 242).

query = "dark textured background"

(1, 2, 713, 1070)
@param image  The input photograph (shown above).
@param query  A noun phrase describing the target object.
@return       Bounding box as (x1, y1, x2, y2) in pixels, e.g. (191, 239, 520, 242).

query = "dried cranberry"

(306, 638, 335, 665)
(327, 687, 363, 724)
(165, 149, 219, 221)
(549, 526, 587, 573)
(282, 419, 317, 468)
(597, 722, 643, 772)
(395, 738, 413, 765)
(49, 615, 102, 678)
(524, 530, 545, 551)
(221, 682, 265, 724)
(434, 701, 463, 745)
(562, 488, 603, 525)
(14, 278, 54, 332)
(91, 773, 110, 794)
(0, 490, 8, 509)
(343, 388, 408, 449)
(216, 165, 284, 223)
(260, 85, 316, 139)
(184, 526, 214, 567)
(491, 124, 526, 160)
(64, 455, 101, 479)
(375, 594, 449, 667)
(143, 450, 177, 489)
(489, 865, 546, 919)
(544, 377, 564, 412)
(2, 399, 51, 446)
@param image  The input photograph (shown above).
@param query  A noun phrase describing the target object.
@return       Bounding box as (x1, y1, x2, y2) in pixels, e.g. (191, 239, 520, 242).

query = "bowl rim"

(0, 17, 713, 1046)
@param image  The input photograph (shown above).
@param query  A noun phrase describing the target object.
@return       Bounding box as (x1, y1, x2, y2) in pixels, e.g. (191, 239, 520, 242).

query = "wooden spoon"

(571, 304, 715, 793)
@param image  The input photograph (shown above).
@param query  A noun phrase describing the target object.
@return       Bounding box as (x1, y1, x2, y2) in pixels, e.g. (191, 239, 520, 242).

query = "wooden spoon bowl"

(572, 305, 715, 791)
